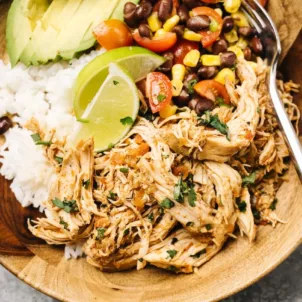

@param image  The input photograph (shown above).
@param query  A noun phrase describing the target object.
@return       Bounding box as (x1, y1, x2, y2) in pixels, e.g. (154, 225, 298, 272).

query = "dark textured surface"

(1, 245, 301, 301)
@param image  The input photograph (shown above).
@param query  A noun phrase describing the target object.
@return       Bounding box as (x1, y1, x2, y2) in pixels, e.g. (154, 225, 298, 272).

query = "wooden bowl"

(0, 2, 302, 301)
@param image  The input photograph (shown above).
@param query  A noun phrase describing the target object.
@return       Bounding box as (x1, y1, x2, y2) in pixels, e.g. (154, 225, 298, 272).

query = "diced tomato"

(128, 143, 150, 157)
(194, 80, 231, 104)
(133, 30, 177, 53)
(258, 0, 268, 6)
(192, 7, 223, 48)
(93, 20, 133, 50)
(172, 39, 199, 64)
(146, 72, 173, 113)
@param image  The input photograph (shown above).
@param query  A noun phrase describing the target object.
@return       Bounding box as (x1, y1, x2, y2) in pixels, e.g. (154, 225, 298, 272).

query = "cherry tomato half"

(171, 39, 199, 64)
(93, 20, 133, 50)
(192, 7, 223, 48)
(133, 30, 177, 53)
(194, 80, 230, 104)
(146, 72, 173, 113)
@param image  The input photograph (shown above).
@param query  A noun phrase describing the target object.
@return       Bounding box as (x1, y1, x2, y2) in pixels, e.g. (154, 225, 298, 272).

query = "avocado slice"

(58, 0, 119, 60)
(30, 0, 83, 65)
(6, 0, 49, 67)
(110, 0, 139, 20)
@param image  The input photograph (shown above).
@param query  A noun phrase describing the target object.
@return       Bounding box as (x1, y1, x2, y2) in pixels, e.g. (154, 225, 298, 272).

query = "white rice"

(0, 50, 103, 257)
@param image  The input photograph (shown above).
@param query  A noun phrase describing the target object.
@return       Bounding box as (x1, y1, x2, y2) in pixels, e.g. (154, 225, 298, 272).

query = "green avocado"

(6, 0, 49, 67)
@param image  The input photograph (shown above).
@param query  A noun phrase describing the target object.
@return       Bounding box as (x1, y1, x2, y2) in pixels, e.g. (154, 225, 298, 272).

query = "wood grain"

(0, 1, 302, 302)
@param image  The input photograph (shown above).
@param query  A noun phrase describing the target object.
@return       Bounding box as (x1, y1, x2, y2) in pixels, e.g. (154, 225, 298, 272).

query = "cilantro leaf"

(269, 198, 278, 210)
(59, 218, 68, 230)
(166, 249, 177, 259)
(96, 227, 106, 240)
(237, 200, 247, 213)
(205, 224, 212, 231)
(174, 177, 184, 203)
(190, 249, 206, 259)
(242, 172, 256, 186)
(120, 116, 134, 126)
(119, 167, 129, 173)
(188, 186, 197, 207)
(160, 198, 175, 209)
(82, 179, 90, 189)
(200, 112, 229, 140)
(55, 156, 63, 164)
(148, 212, 154, 222)
(107, 191, 118, 201)
(187, 79, 197, 94)
(124, 228, 130, 236)
(52, 198, 78, 213)
(157, 94, 166, 102)
(31, 133, 52, 146)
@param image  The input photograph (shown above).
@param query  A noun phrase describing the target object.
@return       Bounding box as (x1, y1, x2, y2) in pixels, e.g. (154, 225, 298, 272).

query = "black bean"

(186, 15, 210, 31)
(182, 0, 203, 9)
(138, 24, 152, 38)
(0, 116, 12, 135)
(177, 5, 190, 24)
(188, 97, 200, 111)
(136, 1, 153, 20)
(243, 47, 252, 61)
(222, 16, 234, 33)
(197, 66, 218, 79)
(158, 0, 173, 21)
(250, 37, 263, 55)
(238, 26, 257, 38)
(212, 39, 228, 55)
(195, 98, 215, 115)
(171, 25, 185, 38)
(220, 51, 237, 68)
(175, 90, 190, 107)
(159, 52, 174, 73)
(124, 2, 138, 27)
(183, 73, 199, 92)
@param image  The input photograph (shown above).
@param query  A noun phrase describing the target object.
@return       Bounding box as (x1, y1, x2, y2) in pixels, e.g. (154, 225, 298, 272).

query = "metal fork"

(241, 0, 302, 181)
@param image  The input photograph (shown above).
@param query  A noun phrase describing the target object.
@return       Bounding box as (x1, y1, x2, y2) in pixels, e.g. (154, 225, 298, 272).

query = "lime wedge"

(73, 46, 165, 118)
(71, 63, 139, 151)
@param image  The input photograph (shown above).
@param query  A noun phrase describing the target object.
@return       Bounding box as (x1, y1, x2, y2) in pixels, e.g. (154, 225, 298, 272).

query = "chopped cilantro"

(31, 133, 52, 146)
(52, 198, 78, 213)
(157, 94, 166, 103)
(113, 80, 119, 85)
(148, 212, 154, 222)
(120, 116, 134, 125)
(96, 227, 106, 240)
(124, 228, 130, 236)
(171, 237, 178, 245)
(166, 249, 177, 259)
(186, 221, 194, 227)
(82, 179, 90, 189)
(59, 218, 68, 230)
(205, 224, 212, 231)
(216, 97, 231, 108)
(190, 249, 206, 259)
(188, 187, 197, 207)
(242, 172, 256, 186)
(187, 79, 197, 94)
(107, 191, 118, 201)
(199, 112, 229, 140)
(160, 198, 175, 209)
(237, 200, 247, 213)
(252, 208, 261, 220)
(55, 156, 63, 164)
(269, 198, 278, 210)
(119, 167, 129, 173)
(174, 177, 184, 203)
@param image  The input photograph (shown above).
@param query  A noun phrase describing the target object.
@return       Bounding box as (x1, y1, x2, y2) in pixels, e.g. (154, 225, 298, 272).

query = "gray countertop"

(1, 245, 302, 302)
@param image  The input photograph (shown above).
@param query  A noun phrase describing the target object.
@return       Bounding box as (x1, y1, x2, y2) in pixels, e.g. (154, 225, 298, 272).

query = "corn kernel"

(214, 8, 223, 17)
(189, 11, 194, 18)
(183, 29, 202, 42)
(228, 45, 244, 59)
(160, 103, 178, 118)
(154, 28, 167, 38)
(232, 11, 250, 27)
(171, 79, 183, 97)
(172, 64, 186, 81)
(147, 12, 162, 32)
(224, 0, 241, 13)
(200, 55, 221, 66)
(247, 61, 258, 72)
(236, 36, 248, 50)
(224, 28, 239, 43)
(214, 68, 235, 85)
(183, 49, 200, 67)
(163, 15, 180, 32)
